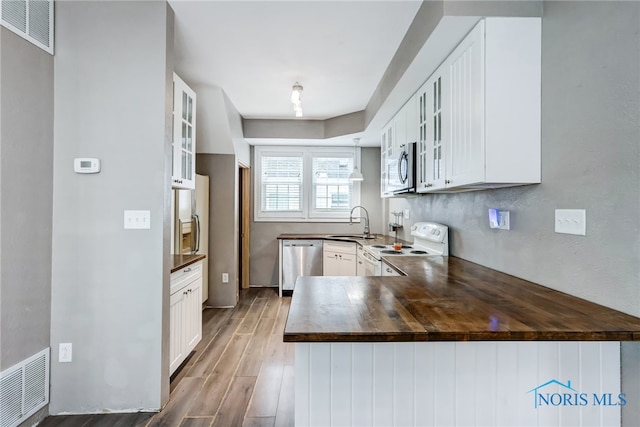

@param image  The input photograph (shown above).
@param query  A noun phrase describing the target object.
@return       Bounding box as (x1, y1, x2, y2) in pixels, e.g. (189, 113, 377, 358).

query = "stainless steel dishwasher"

(282, 240, 323, 292)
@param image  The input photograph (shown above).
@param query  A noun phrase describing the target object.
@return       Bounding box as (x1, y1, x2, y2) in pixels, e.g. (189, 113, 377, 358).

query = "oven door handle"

(361, 251, 380, 266)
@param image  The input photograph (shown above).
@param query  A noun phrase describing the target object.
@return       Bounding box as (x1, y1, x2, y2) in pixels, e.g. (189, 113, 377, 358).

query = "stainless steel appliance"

(393, 142, 416, 194)
(282, 240, 324, 291)
(362, 222, 449, 275)
(172, 174, 209, 301)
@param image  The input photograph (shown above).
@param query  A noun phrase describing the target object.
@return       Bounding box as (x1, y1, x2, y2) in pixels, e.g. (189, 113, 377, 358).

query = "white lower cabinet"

(169, 261, 203, 375)
(323, 241, 356, 276)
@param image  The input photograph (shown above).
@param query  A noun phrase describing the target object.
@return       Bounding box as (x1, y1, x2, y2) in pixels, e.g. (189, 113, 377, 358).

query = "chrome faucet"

(349, 205, 371, 238)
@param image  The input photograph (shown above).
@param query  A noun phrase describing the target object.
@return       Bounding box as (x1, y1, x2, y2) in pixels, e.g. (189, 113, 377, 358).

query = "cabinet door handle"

(183, 267, 192, 272)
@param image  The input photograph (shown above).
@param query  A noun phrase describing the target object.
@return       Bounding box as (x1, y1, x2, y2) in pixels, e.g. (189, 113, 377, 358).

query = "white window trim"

(254, 146, 361, 222)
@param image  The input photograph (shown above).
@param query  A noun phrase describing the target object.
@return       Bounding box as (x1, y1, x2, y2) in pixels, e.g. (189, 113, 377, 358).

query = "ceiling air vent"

(1, 0, 53, 54)
(0, 348, 50, 427)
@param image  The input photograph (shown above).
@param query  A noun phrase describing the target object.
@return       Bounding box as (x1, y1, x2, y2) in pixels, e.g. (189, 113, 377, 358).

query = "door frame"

(239, 163, 251, 289)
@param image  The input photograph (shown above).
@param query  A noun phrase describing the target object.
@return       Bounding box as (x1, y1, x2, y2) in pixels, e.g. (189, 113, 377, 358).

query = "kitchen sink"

(328, 234, 377, 240)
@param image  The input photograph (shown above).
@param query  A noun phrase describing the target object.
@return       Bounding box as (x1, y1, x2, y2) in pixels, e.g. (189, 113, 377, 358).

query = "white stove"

(362, 222, 449, 261)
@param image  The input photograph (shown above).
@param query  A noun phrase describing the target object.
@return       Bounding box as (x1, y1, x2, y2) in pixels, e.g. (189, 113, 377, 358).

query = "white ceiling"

(169, 0, 422, 125)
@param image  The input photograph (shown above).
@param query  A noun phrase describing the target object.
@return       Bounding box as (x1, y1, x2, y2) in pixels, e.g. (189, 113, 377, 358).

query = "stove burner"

(371, 245, 386, 248)
(402, 245, 413, 249)
(410, 250, 428, 254)
(381, 249, 403, 255)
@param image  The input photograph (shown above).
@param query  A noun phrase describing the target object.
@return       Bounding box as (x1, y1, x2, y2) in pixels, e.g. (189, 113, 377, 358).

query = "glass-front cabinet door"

(172, 73, 197, 189)
(417, 62, 448, 193)
(380, 123, 394, 198)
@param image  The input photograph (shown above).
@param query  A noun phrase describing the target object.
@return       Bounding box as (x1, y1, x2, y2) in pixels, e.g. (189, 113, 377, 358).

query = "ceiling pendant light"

(349, 138, 364, 181)
(291, 82, 303, 117)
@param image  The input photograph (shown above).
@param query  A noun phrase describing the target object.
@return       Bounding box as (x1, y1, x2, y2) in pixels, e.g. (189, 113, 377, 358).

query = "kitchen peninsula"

(284, 254, 640, 426)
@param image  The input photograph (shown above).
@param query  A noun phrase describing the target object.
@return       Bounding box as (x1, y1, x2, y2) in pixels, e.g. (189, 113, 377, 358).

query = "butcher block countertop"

(171, 253, 206, 273)
(283, 255, 640, 342)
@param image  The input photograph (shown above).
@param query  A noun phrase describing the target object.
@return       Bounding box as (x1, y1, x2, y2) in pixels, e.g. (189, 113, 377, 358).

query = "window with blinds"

(255, 147, 360, 222)
(311, 156, 353, 213)
(261, 155, 303, 212)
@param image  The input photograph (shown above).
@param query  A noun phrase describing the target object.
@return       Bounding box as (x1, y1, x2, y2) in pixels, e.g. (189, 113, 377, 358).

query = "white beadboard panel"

(373, 344, 394, 426)
(495, 341, 518, 426)
(559, 342, 581, 427)
(394, 344, 415, 426)
(414, 342, 435, 426)
(517, 342, 539, 425)
(295, 343, 310, 427)
(474, 342, 498, 427)
(351, 343, 374, 427)
(309, 343, 331, 426)
(600, 342, 622, 427)
(434, 342, 456, 426)
(537, 342, 561, 427)
(581, 342, 603, 427)
(296, 341, 621, 427)
(455, 342, 476, 426)
(331, 343, 352, 426)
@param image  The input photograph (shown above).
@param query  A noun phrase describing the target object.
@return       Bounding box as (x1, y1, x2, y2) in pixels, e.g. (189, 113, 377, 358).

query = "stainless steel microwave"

(393, 142, 416, 194)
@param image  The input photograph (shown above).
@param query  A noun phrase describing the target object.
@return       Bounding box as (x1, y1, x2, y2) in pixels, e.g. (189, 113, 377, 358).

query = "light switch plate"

(555, 209, 586, 235)
(124, 210, 150, 229)
(403, 209, 410, 220)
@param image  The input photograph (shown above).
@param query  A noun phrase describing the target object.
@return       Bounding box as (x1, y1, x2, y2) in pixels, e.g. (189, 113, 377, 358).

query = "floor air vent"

(0, 348, 50, 427)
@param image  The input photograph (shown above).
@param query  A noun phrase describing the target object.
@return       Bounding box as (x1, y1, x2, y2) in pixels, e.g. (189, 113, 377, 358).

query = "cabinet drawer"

(324, 241, 356, 255)
(171, 261, 202, 295)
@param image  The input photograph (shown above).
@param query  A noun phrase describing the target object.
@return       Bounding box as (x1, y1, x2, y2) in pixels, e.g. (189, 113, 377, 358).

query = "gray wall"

(50, 1, 173, 413)
(0, 27, 54, 424)
(389, 0, 640, 317)
(196, 154, 239, 306)
(250, 147, 382, 286)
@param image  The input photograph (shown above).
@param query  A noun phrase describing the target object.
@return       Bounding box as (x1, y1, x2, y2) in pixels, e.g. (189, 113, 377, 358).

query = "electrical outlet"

(555, 209, 586, 235)
(59, 343, 72, 363)
(403, 209, 410, 220)
(222, 273, 229, 283)
(124, 210, 150, 229)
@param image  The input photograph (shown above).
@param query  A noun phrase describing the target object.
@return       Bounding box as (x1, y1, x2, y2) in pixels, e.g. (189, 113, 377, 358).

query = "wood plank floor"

(39, 288, 293, 427)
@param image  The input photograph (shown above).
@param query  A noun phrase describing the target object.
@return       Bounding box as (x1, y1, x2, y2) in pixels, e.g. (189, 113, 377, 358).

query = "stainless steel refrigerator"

(171, 174, 210, 303)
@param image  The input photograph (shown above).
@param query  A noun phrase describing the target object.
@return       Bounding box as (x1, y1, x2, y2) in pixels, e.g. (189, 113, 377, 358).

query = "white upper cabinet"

(446, 21, 485, 189)
(402, 17, 541, 195)
(172, 73, 197, 189)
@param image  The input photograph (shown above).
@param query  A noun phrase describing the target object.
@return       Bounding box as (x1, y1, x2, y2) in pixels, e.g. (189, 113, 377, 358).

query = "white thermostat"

(74, 158, 101, 174)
